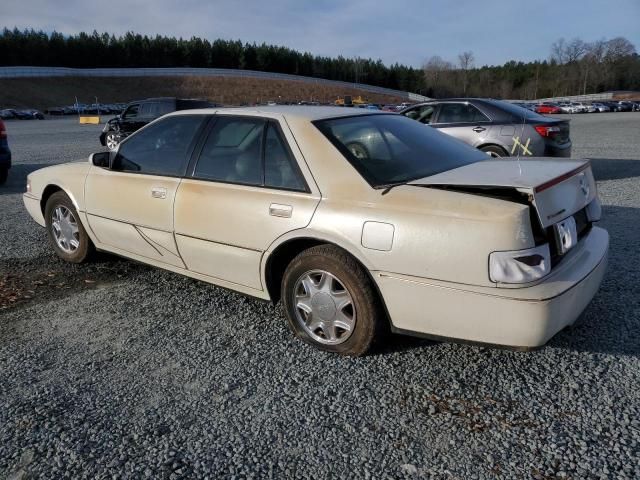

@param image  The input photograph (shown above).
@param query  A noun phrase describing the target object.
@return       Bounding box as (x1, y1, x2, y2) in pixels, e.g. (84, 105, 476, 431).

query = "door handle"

(472, 126, 486, 133)
(151, 187, 167, 199)
(269, 203, 293, 218)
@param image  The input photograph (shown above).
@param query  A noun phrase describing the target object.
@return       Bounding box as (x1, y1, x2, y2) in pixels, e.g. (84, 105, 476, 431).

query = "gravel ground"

(1, 113, 639, 479)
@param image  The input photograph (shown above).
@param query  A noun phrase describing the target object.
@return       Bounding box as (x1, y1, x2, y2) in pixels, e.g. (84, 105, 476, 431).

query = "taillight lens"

(489, 244, 551, 284)
(534, 125, 560, 138)
(0, 120, 6, 139)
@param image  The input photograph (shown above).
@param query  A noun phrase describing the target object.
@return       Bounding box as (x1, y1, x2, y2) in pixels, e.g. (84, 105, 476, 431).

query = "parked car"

(46, 107, 64, 115)
(558, 102, 577, 114)
(591, 103, 611, 113)
(22, 109, 45, 120)
(0, 109, 16, 119)
(400, 98, 571, 157)
(7, 109, 44, 120)
(571, 102, 596, 113)
(600, 101, 621, 112)
(616, 101, 634, 112)
(535, 103, 562, 114)
(0, 118, 11, 185)
(99, 97, 214, 150)
(23, 107, 607, 355)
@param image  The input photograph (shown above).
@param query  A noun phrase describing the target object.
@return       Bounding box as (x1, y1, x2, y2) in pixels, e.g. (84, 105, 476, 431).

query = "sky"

(2, 0, 639, 68)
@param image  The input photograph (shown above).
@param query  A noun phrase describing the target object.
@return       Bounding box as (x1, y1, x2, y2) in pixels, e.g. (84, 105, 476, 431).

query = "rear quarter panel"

(307, 187, 535, 288)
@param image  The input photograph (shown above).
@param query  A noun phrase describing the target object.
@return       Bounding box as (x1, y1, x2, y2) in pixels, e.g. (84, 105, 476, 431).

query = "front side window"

(112, 116, 205, 176)
(315, 114, 487, 187)
(122, 104, 140, 119)
(403, 105, 436, 124)
(436, 103, 489, 124)
(194, 117, 265, 185)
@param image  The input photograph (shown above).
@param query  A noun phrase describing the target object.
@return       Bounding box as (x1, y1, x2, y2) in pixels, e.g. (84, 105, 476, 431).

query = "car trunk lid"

(410, 158, 596, 228)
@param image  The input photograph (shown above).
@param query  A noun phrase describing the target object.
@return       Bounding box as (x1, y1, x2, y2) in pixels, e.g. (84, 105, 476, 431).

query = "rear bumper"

(375, 226, 608, 349)
(545, 142, 572, 158)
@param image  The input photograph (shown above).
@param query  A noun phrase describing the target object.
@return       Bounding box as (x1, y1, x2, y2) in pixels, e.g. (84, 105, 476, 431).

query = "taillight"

(0, 120, 6, 139)
(534, 125, 560, 138)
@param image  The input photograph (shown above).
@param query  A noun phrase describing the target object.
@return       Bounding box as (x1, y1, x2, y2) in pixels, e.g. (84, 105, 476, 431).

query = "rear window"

(314, 114, 487, 187)
(488, 100, 548, 120)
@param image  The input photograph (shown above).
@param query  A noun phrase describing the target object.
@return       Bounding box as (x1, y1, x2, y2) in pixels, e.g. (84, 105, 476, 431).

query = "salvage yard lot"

(1, 113, 639, 479)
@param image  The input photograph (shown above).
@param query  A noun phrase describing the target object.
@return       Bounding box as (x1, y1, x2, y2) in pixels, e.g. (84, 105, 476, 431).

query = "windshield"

(314, 114, 487, 187)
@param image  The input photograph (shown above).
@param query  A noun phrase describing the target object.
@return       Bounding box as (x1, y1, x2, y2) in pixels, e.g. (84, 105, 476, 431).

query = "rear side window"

(140, 103, 157, 117)
(157, 102, 175, 116)
(264, 123, 306, 191)
(113, 116, 205, 176)
(487, 99, 549, 121)
(436, 103, 489, 123)
(194, 117, 265, 185)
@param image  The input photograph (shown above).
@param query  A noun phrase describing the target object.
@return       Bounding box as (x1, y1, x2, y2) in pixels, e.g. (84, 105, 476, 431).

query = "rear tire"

(281, 245, 386, 356)
(0, 168, 7, 185)
(480, 145, 508, 157)
(45, 191, 94, 263)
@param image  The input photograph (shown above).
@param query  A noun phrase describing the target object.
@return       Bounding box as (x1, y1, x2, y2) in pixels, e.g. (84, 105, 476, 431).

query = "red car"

(535, 103, 562, 114)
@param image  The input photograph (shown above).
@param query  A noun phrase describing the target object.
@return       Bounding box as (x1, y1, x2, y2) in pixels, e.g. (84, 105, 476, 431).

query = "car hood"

(410, 158, 596, 228)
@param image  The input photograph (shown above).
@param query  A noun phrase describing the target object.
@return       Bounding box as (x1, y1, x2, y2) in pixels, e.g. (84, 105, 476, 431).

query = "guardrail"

(531, 93, 615, 103)
(0, 66, 431, 102)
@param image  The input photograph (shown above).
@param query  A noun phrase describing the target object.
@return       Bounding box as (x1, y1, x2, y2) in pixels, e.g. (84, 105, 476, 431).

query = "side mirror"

(90, 151, 111, 168)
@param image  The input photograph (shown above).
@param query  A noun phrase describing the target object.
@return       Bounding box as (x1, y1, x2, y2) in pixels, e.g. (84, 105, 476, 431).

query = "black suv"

(100, 97, 214, 150)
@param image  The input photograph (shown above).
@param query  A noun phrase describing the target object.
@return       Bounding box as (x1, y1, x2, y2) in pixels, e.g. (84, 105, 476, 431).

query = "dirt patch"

(0, 256, 144, 311)
(0, 76, 406, 109)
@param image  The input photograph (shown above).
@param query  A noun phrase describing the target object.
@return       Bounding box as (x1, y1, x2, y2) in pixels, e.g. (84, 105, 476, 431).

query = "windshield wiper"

(380, 180, 414, 195)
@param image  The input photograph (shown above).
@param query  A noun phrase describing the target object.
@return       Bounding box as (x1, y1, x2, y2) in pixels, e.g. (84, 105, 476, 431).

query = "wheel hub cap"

(311, 293, 337, 321)
(51, 206, 80, 253)
(293, 270, 356, 345)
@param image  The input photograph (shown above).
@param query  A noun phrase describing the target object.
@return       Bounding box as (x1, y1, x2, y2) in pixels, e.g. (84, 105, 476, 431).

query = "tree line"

(423, 37, 638, 99)
(0, 28, 638, 99)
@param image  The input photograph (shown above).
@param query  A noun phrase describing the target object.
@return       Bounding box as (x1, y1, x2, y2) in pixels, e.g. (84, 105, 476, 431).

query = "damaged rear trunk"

(412, 158, 599, 264)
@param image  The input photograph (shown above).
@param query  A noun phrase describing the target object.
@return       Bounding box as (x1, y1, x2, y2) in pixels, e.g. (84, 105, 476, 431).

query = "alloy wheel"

(293, 270, 356, 345)
(51, 205, 80, 253)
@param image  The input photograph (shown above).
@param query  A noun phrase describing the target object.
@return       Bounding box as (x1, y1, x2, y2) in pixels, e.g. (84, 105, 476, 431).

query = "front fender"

(28, 162, 91, 214)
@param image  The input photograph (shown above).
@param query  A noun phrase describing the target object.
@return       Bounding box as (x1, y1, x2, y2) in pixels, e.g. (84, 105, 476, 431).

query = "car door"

(85, 115, 207, 267)
(431, 102, 492, 147)
(174, 115, 321, 292)
(119, 103, 143, 135)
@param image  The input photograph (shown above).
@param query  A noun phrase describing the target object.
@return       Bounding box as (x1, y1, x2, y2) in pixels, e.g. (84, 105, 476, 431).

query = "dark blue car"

(0, 118, 11, 185)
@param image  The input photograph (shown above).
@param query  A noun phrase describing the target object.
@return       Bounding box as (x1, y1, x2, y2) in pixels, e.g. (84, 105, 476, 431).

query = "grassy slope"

(0, 76, 405, 109)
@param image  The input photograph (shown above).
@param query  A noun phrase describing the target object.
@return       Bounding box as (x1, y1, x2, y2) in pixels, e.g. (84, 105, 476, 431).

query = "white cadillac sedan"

(23, 107, 608, 356)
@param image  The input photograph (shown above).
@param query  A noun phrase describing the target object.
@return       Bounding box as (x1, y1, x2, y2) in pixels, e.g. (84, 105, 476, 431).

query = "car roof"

(169, 105, 387, 121)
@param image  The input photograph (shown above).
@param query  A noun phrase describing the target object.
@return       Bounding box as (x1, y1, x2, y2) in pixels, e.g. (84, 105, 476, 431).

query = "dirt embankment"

(0, 76, 405, 109)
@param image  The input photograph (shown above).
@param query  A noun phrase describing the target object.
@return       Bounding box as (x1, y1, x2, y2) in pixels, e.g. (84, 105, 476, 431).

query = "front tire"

(281, 245, 386, 356)
(45, 191, 94, 263)
(105, 131, 120, 151)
